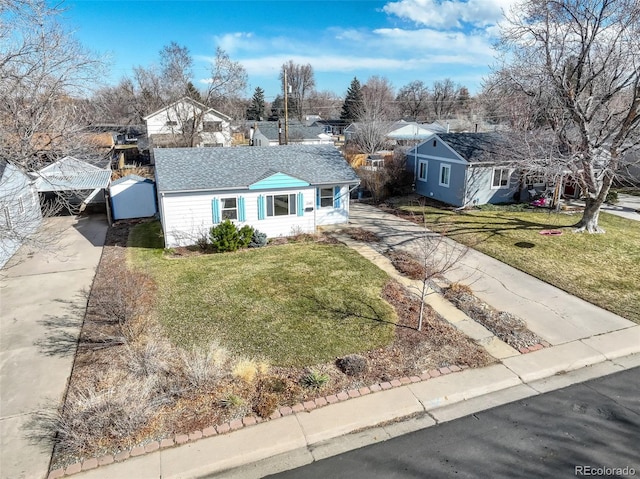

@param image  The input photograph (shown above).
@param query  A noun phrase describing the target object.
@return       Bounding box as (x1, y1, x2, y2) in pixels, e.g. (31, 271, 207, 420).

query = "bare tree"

(362, 76, 397, 120)
(280, 60, 315, 122)
(491, 0, 640, 233)
(306, 90, 342, 119)
(396, 80, 431, 121)
(432, 78, 462, 119)
(204, 47, 247, 116)
(413, 225, 467, 332)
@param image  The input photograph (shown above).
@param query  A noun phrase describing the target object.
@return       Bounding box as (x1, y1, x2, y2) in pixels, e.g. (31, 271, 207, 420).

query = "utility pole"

(283, 68, 289, 145)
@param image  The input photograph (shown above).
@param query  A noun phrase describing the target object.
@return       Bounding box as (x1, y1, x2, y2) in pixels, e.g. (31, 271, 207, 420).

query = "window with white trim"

(165, 120, 178, 126)
(439, 164, 451, 187)
(267, 194, 297, 216)
(492, 168, 511, 189)
(319, 188, 334, 208)
(418, 161, 428, 181)
(220, 197, 237, 220)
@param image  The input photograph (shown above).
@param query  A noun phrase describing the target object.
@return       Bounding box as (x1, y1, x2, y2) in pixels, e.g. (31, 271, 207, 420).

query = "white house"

(154, 145, 360, 247)
(0, 160, 42, 268)
(143, 97, 232, 149)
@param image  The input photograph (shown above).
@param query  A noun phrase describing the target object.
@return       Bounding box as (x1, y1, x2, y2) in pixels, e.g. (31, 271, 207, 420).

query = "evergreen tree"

(268, 95, 284, 121)
(184, 81, 202, 102)
(340, 77, 363, 122)
(246, 87, 266, 120)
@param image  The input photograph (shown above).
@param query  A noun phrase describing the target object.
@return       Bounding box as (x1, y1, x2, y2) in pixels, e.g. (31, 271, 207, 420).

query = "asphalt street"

(267, 367, 640, 479)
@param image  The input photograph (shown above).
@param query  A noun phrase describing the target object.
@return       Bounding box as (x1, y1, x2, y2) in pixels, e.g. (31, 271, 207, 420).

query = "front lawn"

(396, 204, 640, 323)
(128, 222, 397, 366)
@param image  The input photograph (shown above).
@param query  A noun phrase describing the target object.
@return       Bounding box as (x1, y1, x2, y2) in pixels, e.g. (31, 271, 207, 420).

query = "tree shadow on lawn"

(301, 290, 417, 332)
(423, 211, 571, 243)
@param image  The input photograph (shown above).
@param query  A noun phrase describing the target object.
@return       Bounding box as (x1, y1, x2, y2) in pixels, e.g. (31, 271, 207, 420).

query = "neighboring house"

(0, 160, 42, 268)
(154, 145, 360, 247)
(109, 175, 157, 220)
(249, 121, 334, 146)
(386, 121, 446, 145)
(407, 133, 519, 207)
(143, 97, 232, 149)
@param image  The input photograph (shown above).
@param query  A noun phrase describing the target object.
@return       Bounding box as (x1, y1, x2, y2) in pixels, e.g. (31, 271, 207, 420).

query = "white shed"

(110, 175, 157, 220)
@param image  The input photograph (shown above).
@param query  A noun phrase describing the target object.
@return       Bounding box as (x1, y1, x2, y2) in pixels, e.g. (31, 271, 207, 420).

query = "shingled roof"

(438, 133, 507, 163)
(154, 144, 359, 193)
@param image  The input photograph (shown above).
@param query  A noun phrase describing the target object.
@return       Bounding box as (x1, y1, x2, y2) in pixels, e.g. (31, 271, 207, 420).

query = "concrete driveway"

(347, 203, 636, 346)
(0, 215, 107, 479)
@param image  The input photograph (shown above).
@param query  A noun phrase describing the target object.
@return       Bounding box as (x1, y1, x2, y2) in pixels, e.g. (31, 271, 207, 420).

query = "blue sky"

(62, 0, 515, 101)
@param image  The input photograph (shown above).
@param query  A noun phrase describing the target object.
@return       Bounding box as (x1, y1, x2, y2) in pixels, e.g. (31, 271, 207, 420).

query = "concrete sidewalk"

(49, 204, 640, 479)
(0, 215, 107, 479)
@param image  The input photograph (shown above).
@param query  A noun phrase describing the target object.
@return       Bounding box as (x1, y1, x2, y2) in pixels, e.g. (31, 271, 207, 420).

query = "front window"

(418, 161, 428, 181)
(439, 164, 451, 187)
(165, 120, 178, 126)
(203, 121, 222, 132)
(319, 188, 334, 208)
(492, 168, 510, 189)
(267, 194, 296, 216)
(220, 197, 237, 220)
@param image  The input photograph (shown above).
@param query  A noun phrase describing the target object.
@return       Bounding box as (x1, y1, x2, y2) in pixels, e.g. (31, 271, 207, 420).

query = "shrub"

(195, 233, 210, 252)
(253, 392, 279, 418)
(249, 229, 268, 248)
(301, 369, 330, 389)
(336, 354, 368, 377)
(219, 394, 244, 409)
(180, 343, 229, 390)
(443, 282, 473, 301)
(209, 220, 254, 253)
(233, 359, 269, 383)
(605, 190, 619, 204)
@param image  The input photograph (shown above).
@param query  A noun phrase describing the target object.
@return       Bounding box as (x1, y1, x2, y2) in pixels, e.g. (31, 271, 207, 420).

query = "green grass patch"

(128, 222, 396, 366)
(399, 204, 640, 323)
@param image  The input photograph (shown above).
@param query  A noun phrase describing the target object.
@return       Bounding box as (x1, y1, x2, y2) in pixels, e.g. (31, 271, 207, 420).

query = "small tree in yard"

(209, 220, 253, 252)
(411, 214, 468, 332)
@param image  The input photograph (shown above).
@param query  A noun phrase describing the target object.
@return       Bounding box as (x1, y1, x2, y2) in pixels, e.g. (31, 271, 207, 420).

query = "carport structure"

(35, 156, 112, 220)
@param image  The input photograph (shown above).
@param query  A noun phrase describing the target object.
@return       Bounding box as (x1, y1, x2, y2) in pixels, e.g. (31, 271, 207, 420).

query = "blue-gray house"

(406, 133, 519, 207)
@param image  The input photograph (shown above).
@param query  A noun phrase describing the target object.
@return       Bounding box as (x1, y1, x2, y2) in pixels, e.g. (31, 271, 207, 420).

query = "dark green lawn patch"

(397, 204, 640, 323)
(128, 222, 396, 367)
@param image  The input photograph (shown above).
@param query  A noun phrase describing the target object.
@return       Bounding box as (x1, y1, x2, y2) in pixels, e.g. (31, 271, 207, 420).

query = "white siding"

(160, 188, 316, 247)
(160, 185, 352, 248)
(316, 185, 350, 226)
(0, 163, 43, 268)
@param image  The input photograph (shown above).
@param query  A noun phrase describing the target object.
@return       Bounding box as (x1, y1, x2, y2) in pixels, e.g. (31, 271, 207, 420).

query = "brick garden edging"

(47, 364, 471, 479)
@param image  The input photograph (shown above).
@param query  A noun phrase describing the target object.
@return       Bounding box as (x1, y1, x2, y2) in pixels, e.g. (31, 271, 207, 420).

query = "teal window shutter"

(334, 186, 341, 209)
(238, 196, 245, 222)
(297, 192, 304, 216)
(316, 188, 321, 208)
(212, 198, 220, 223)
(257, 195, 264, 220)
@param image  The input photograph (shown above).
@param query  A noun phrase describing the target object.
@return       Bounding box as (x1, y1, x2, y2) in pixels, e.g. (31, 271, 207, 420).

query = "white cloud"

(383, 0, 516, 29)
(213, 32, 256, 54)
